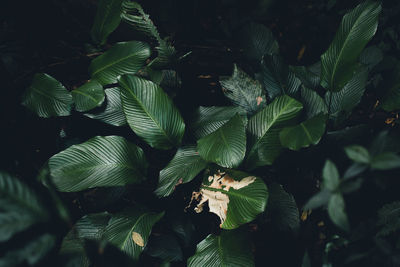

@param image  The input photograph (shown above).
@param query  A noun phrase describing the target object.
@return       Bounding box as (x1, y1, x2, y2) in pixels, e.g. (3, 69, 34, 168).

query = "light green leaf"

(119, 75, 185, 150)
(104, 209, 164, 260)
(301, 87, 328, 119)
(371, 152, 400, 170)
(328, 194, 350, 231)
(89, 41, 151, 85)
(323, 160, 340, 191)
(344, 145, 370, 164)
(320, 1, 381, 91)
(246, 95, 303, 169)
(49, 136, 147, 192)
(381, 63, 400, 112)
(197, 114, 246, 168)
(155, 146, 208, 198)
(279, 113, 327, 151)
(194, 170, 268, 229)
(0, 172, 48, 242)
(91, 0, 123, 45)
(190, 106, 247, 139)
(187, 230, 254, 267)
(303, 190, 332, 210)
(72, 80, 105, 112)
(84, 87, 127, 126)
(220, 64, 266, 115)
(22, 73, 73, 118)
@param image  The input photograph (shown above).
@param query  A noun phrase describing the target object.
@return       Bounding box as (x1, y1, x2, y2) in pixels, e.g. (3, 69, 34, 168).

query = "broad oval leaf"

(72, 80, 105, 112)
(104, 209, 164, 260)
(194, 170, 268, 229)
(187, 230, 254, 267)
(328, 193, 350, 231)
(119, 75, 185, 150)
(190, 106, 247, 139)
(279, 114, 327, 151)
(84, 87, 127, 126)
(91, 0, 123, 45)
(320, 1, 381, 91)
(22, 73, 73, 118)
(322, 160, 340, 191)
(89, 41, 151, 85)
(49, 136, 148, 192)
(220, 64, 266, 115)
(197, 114, 246, 168)
(246, 95, 303, 169)
(155, 146, 207, 198)
(344, 145, 370, 164)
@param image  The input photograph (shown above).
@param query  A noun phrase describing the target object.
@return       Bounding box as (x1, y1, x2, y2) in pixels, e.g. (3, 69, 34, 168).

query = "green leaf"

(322, 160, 340, 191)
(328, 193, 350, 231)
(246, 95, 303, 169)
(0, 172, 48, 242)
(155, 146, 208, 198)
(360, 45, 383, 71)
(377, 201, 400, 237)
(291, 65, 321, 89)
(187, 230, 254, 267)
(219, 64, 266, 115)
(371, 152, 400, 170)
(279, 113, 327, 151)
(91, 0, 123, 45)
(104, 209, 164, 260)
(197, 114, 246, 168)
(320, 1, 381, 91)
(381, 63, 400, 112)
(22, 73, 73, 118)
(194, 170, 268, 229)
(89, 41, 151, 85)
(303, 190, 331, 210)
(49, 136, 147, 192)
(344, 145, 370, 164)
(84, 87, 127, 126)
(72, 80, 105, 112)
(300, 87, 328, 119)
(119, 75, 185, 149)
(190, 106, 247, 139)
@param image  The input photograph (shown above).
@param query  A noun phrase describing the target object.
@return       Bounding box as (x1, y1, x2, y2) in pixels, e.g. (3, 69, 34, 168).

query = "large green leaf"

(220, 64, 266, 115)
(245, 95, 303, 169)
(187, 230, 254, 267)
(279, 114, 327, 151)
(104, 209, 164, 260)
(91, 0, 123, 45)
(300, 87, 328, 119)
(72, 80, 105, 112)
(119, 75, 185, 149)
(155, 146, 207, 198)
(197, 114, 246, 168)
(0, 172, 48, 242)
(381, 63, 400, 112)
(49, 136, 147, 192)
(89, 41, 151, 85)
(84, 87, 127, 126)
(194, 170, 268, 229)
(190, 106, 247, 139)
(22, 73, 73, 118)
(320, 1, 381, 91)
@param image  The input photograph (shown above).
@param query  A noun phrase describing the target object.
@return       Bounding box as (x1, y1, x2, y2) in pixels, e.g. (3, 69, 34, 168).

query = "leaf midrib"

(31, 85, 70, 104)
(72, 89, 101, 104)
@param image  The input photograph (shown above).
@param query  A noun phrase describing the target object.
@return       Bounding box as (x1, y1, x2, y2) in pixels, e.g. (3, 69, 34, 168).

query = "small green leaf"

(197, 114, 246, 168)
(371, 152, 400, 170)
(119, 75, 185, 150)
(323, 160, 340, 191)
(155, 146, 207, 198)
(22, 73, 73, 118)
(344, 145, 370, 164)
(303, 190, 331, 210)
(49, 136, 147, 192)
(91, 0, 123, 45)
(89, 41, 151, 85)
(72, 80, 105, 112)
(328, 194, 350, 231)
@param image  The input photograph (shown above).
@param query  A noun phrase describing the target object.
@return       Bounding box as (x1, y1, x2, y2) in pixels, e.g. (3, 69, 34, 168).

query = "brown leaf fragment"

(132, 232, 144, 247)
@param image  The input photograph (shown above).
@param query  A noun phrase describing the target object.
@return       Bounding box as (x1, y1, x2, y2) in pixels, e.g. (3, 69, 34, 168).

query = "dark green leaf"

(197, 114, 246, 168)
(72, 80, 105, 112)
(49, 136, 147, 192)
(320, 1, 381, 91)
(323, 160, 340, 191)
(300, 87, 328, 119)
(381, 63, 400, 112)
(89, 41, 151, 85)
(291, 65, 321, 89)
(371, 152, 400, 170)
(344, 145, 370, 164)
(377, 201, 400, 237)
(22, 73, 73, 118)
(146, 234, 183, 262)
(328, 193, 350, 231)
(360, 45, 383, 71)
(303, 190, 331, 210)
(155, 146, 207, 197)
(340, 178, 363, 194)
(91, 0, 123, 45)
(119, 75, 185, 149)
(343, 163, 368, 179)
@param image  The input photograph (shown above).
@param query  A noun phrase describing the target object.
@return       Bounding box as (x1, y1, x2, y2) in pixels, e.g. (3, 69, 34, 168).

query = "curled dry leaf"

(132, 232, 144, 247)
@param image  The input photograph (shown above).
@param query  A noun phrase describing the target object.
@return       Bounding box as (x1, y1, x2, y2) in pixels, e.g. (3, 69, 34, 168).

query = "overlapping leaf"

(300, 87, 328, 119)
(49, 136, 148, 192)
(22, 73, 73, 118)
(246, 95, 303, 169)
(320, 1, 381, 91)
(119, 75, 185, 149)
(89, 41, 151, 85)
(291, 64, 321, 89)
(72, 80, 105, 112)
